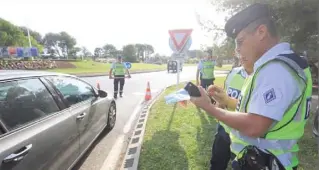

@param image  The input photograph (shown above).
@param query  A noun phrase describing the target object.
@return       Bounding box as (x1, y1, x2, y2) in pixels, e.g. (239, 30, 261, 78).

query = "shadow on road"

(71, 128, 111, 170)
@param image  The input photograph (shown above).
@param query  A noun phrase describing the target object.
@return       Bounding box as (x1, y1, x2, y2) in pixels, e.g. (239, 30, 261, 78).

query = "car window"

(48, 76, 95, 106)
(0, 79, 60, 131)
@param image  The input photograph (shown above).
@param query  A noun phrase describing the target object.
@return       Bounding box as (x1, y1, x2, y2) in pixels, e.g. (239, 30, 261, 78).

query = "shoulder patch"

(263, 88, 276, 104)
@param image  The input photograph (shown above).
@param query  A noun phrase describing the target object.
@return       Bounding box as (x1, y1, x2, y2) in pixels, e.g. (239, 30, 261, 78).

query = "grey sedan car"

(0, 71, 116, 170)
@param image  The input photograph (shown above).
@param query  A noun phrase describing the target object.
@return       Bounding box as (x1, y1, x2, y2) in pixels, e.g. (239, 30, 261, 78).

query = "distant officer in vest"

(191, 3, 312, 170)
(196, 51, 216, 89)
(210, 54, 253, 170)
(198, 56, 204, 85)
(109, 56, 131, 99)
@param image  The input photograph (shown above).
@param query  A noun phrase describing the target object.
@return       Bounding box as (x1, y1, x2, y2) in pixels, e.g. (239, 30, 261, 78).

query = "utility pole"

(27, 28, 32, 48)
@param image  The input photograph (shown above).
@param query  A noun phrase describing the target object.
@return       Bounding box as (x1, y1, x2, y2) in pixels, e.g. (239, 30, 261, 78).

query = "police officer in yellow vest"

(191, 3, 312, 170)
(210, 57, 252, 170)
(196, 51, 216, 89)
(109, 56, 131, 99)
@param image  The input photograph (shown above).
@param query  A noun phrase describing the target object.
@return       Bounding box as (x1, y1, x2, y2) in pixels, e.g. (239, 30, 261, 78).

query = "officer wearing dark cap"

(191, 3, 312, 170)
(109, 56, 131, 99)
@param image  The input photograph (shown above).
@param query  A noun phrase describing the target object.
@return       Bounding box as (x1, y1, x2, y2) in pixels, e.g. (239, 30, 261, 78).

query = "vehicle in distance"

(0, 71, 116, 170)
(167, 60, 183, 73)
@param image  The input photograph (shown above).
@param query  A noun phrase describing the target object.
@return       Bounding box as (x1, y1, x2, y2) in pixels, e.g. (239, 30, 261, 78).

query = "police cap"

(224, 3, 272, 39)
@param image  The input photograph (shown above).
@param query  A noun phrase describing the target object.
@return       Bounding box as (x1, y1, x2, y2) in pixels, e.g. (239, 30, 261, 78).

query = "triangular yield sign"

(168, 29, 192, 52)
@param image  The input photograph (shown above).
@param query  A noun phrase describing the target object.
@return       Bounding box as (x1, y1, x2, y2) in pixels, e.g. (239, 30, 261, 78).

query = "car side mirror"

(313, 107, 319, 137)
(98, 90, 108, 98)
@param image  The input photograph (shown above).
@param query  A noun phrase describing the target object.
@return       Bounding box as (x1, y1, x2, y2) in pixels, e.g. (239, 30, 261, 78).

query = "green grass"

(139, 77, 226, 170)
(138, 77, 317, 170)
(49, 61, 231, 74)
(49, 61, 166, 74)
(215, 64, 232, 71)
(298, 113, 318, 170)
(183, 64, 233, 71)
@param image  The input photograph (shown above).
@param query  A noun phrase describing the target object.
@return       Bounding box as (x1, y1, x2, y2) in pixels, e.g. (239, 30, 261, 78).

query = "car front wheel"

(106, 102, 116, 130)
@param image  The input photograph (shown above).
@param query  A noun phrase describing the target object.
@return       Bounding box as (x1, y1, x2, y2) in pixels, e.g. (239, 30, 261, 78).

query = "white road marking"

(100, 98, 144, 170)
(123, 98, 144, 133)
(100, 135, 125, 170)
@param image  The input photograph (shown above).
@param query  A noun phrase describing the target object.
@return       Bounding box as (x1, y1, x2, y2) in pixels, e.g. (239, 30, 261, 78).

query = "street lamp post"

(27, 28, 32, 48)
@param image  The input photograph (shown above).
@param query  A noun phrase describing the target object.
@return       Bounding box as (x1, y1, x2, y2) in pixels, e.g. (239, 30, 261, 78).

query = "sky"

(0, 0, 226, 56)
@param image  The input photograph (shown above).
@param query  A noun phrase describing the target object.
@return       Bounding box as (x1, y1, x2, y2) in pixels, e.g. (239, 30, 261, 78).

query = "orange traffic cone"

(97, 82, 101, 90)
(145, 81, 152, 101)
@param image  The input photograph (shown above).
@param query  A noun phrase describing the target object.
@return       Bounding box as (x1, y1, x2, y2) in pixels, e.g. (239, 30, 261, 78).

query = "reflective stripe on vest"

(113, 63, 125, 76)
(201, 61, 214, 79)
(231, 53, 312, 169)
(219, 67, 246, 133)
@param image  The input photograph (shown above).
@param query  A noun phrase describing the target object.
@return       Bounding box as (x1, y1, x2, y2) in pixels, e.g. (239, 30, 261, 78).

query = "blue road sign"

(125, 62, 132, 69)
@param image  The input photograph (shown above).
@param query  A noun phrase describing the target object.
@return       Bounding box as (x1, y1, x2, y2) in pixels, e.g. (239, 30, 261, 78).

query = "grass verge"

(49, 61, 231, 74)
(184, 64, 233, 71)
(138, 77, 317, 170)
(49, 61, 166, 74)
(215, 64, 232, 71)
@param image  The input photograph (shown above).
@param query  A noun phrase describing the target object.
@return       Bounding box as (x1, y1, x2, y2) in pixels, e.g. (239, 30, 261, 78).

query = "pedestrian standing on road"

(196, 51, 216, 89)
(191, 3, 312, 170)
(109, 56, 131, 99)
(210, 56, 253, 170)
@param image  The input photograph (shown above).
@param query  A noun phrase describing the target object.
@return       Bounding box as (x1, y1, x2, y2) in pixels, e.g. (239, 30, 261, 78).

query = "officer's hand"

(109, 76, 113, 79)
(128, 75, 131, 78)
(190, 86, 213, 110)
(207, 85, 229, 106)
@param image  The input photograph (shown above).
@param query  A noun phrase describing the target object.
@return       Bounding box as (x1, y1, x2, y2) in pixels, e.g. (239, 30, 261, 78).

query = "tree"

(134, 44, 155, 62)
(68, 47, 81, 58)
(19, 26, 43, 44)
(197, 0, 318, 70)
(0, 18, 43, 53)
(94, 47, 103, 60)
(202, 0, 318, 55)
(102, 44, 117, 58)
(43, 33, 63, 57)
(43, 31, 77, 57)
(81, 46, 92, 57)
(205, 0, 318, 82)
(122, 44, 137, 62)
(145, 44, 155, 59)
(135, 44, 145, 60)
(114, 50, 122, 57)
(59, 31, 77, 56)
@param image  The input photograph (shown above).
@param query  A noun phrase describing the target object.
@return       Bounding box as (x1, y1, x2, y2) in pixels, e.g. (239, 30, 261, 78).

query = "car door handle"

(76, 112, 86, 120)
(3, 144, 33, 163)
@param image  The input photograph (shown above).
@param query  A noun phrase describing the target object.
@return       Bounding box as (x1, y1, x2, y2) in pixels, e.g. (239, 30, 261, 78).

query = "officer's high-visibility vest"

(219, 67, 246, 133)
(230, 53, 313, 169)
(201, 60, 215, 79)
(113, 63, 125, 76)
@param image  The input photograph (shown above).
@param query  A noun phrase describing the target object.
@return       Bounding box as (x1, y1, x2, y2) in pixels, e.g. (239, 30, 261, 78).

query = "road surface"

(73, 66, 228, 170)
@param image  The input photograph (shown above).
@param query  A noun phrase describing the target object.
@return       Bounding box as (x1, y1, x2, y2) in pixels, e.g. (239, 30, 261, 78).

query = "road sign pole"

(176, 59, 180, 90)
